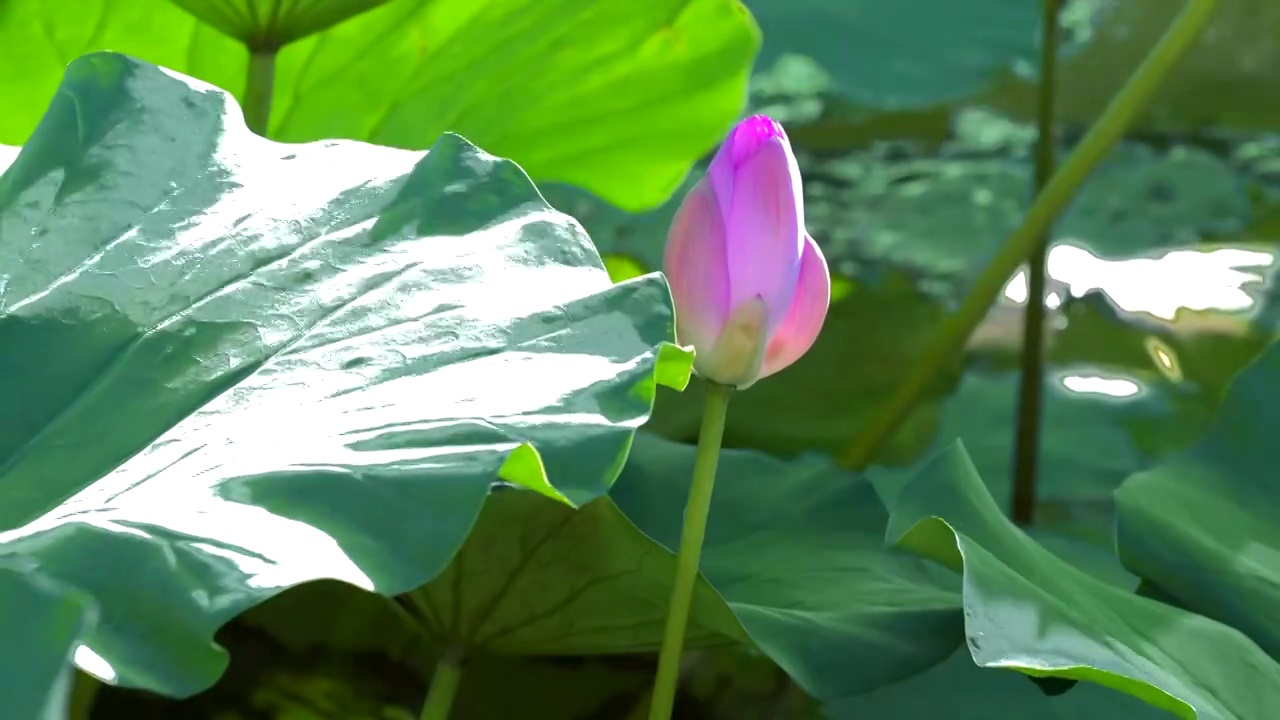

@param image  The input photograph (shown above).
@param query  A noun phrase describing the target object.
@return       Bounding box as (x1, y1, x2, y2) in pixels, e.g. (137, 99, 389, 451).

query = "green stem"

(837, 0, 1219, 471)
(648, 381, 733, 720)
(243, 47, 278, 137)
(419, 648, 464, 720)
(1011, 0, 1063, 527)
(68, 670, 100, 720)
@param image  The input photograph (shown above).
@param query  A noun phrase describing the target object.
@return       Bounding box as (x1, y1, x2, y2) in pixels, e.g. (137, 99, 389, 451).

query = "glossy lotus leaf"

(889, 443, 1280, 719)
(1115, 339, 1280, 660)
(827, 647, 1170, 719)
(170, 0, 393, 47)
(0, 0, 760, 211)
(0, 53, 691, 699)
(610, 432, 965, 702)
(0, 567, 96, 720)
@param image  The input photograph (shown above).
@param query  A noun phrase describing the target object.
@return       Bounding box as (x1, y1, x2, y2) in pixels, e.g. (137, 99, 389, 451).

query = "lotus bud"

(663, 114, 830, 390)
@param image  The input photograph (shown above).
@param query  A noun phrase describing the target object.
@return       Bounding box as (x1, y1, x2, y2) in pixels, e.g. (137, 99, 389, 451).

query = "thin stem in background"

(418, 648, 464, 720)
(837, 0, 1220, 472)
(243, 48, 278, 136)
(1011, 0, 1064, 527)
(648, 381, 733, 720)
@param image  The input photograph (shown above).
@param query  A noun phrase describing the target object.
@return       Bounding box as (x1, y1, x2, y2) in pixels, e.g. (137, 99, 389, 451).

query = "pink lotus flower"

(663, 115, 830, 389)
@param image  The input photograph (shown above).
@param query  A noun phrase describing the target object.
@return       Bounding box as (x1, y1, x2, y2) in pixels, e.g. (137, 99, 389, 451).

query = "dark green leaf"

(827, 648, 1171, 719)
(612, 433, 965, 702)
(888, 443, 1280, 719)
(0, 567, 96, 720)
(407, 487, 748, 655)
(1116, 338, 1280, 659)
(0, 53, 688, 698)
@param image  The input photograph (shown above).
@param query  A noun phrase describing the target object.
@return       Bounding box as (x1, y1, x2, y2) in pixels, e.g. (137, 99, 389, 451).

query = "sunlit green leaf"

(0, 53, 687, 699)
(0, 0, 759, 210)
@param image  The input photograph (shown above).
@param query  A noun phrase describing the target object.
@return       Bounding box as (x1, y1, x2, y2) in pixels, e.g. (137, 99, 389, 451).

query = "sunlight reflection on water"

(1004, 242, 1275, 320)
(1000, 242, 1275, 398)
(1061, 374, 1141, 398)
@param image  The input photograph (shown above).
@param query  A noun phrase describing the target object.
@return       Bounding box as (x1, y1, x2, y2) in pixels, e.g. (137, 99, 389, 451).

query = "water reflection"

(1144, 336, 1184, 383)
(1061, 374, 1141, 398)
(996, 242, 1275, 402)
(1004, 242, 1275, 320)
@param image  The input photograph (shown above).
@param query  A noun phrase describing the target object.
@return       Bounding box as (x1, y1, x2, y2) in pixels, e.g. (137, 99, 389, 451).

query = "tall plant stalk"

(838, 0, 1220, 472)
(1011, 0, 1064, 526)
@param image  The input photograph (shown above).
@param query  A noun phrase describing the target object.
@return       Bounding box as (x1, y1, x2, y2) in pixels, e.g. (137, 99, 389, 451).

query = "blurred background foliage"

(7, 0, 1280, 716)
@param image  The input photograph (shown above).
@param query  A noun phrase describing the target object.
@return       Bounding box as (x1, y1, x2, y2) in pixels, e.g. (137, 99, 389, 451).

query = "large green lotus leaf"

(1115, 339, 1280, 660)
(610, 433, 965, 702)
(889, 443, 1280, 719)
(0, 567, 97, 719)
(827, 647, 1170, 719)
(0, 0, 759, 211)
(169, 0, 394, 47)
(0, 53, 690, 699)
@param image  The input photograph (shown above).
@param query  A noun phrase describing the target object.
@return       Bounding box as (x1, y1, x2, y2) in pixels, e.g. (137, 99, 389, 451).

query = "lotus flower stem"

(243, 48, 277, 137)
(1010, 0, 1064, 527)
(648, 381, 733, 720)
(838, 0, 1219, 471)
(419, 648, 464, 720)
